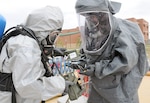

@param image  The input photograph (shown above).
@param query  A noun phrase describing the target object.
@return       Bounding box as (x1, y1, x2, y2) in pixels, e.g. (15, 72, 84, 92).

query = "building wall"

(138, 19, 149, 42)
(56, 27, 81, 49)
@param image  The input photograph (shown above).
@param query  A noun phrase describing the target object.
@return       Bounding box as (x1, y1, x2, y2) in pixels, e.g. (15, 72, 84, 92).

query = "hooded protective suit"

(0, 6, 65, 103)
(75, 0, 149, 103)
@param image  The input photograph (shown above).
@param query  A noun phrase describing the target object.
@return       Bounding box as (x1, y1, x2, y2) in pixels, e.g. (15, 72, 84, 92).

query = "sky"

(0, 0, 150, 31)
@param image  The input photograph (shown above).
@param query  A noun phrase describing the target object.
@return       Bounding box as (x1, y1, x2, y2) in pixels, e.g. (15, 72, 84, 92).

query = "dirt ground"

(138, 75, 150, 103)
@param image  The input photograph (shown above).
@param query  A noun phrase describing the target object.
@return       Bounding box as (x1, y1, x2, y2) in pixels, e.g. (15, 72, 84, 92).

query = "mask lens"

(41, 30, 60, 46)
(49, 33, 57, 44)
(42, 30, 60, 56)
(48, 30, 60, 45)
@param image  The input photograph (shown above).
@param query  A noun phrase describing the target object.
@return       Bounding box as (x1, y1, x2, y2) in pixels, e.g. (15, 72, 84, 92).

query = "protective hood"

(75, 0, 120, 55)
(0, 14, 6, 39)
(23, 6, 64, 42)
(75, 0, 121, 14)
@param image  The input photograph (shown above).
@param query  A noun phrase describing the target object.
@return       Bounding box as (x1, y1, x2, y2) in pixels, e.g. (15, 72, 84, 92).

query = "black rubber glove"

(79, 64, 95, 76)
(70, 59, 87, 70)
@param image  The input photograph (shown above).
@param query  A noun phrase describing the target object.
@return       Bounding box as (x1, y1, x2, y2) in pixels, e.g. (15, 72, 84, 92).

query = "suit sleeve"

(94, 35, 139, 79)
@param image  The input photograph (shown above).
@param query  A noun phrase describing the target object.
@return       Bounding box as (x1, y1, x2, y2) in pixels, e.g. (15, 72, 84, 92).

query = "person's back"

(0, 6, 66, 103)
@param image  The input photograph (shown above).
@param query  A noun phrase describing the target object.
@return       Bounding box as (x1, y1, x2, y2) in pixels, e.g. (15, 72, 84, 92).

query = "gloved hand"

(70, 59, 87, 70)
(79, 64, 95, 76)
(63, 80, 74, 95)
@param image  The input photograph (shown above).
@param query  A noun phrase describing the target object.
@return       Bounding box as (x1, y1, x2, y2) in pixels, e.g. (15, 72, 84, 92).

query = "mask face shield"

(77, 11, 112, 52)
(41, 30, 61, 56)
(47, 30, 60, 45)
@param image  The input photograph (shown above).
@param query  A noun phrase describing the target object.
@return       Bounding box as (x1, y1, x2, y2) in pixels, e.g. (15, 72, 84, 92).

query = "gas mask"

(77, 11, 112, 52)
(41, 30, 61, 56)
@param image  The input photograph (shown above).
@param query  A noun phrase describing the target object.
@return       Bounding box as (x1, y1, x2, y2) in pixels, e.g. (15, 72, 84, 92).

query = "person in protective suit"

(0, 6, 70, 103)
(74, 0, 149, 103)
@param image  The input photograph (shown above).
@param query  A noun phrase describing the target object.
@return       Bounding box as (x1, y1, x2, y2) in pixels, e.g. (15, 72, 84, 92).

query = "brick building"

(56, 27, 80, 49)
(127, 18, 149, 42)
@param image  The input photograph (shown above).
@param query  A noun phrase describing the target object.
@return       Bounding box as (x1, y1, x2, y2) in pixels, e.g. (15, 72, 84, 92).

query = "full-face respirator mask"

(41, 30, 61, 56)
